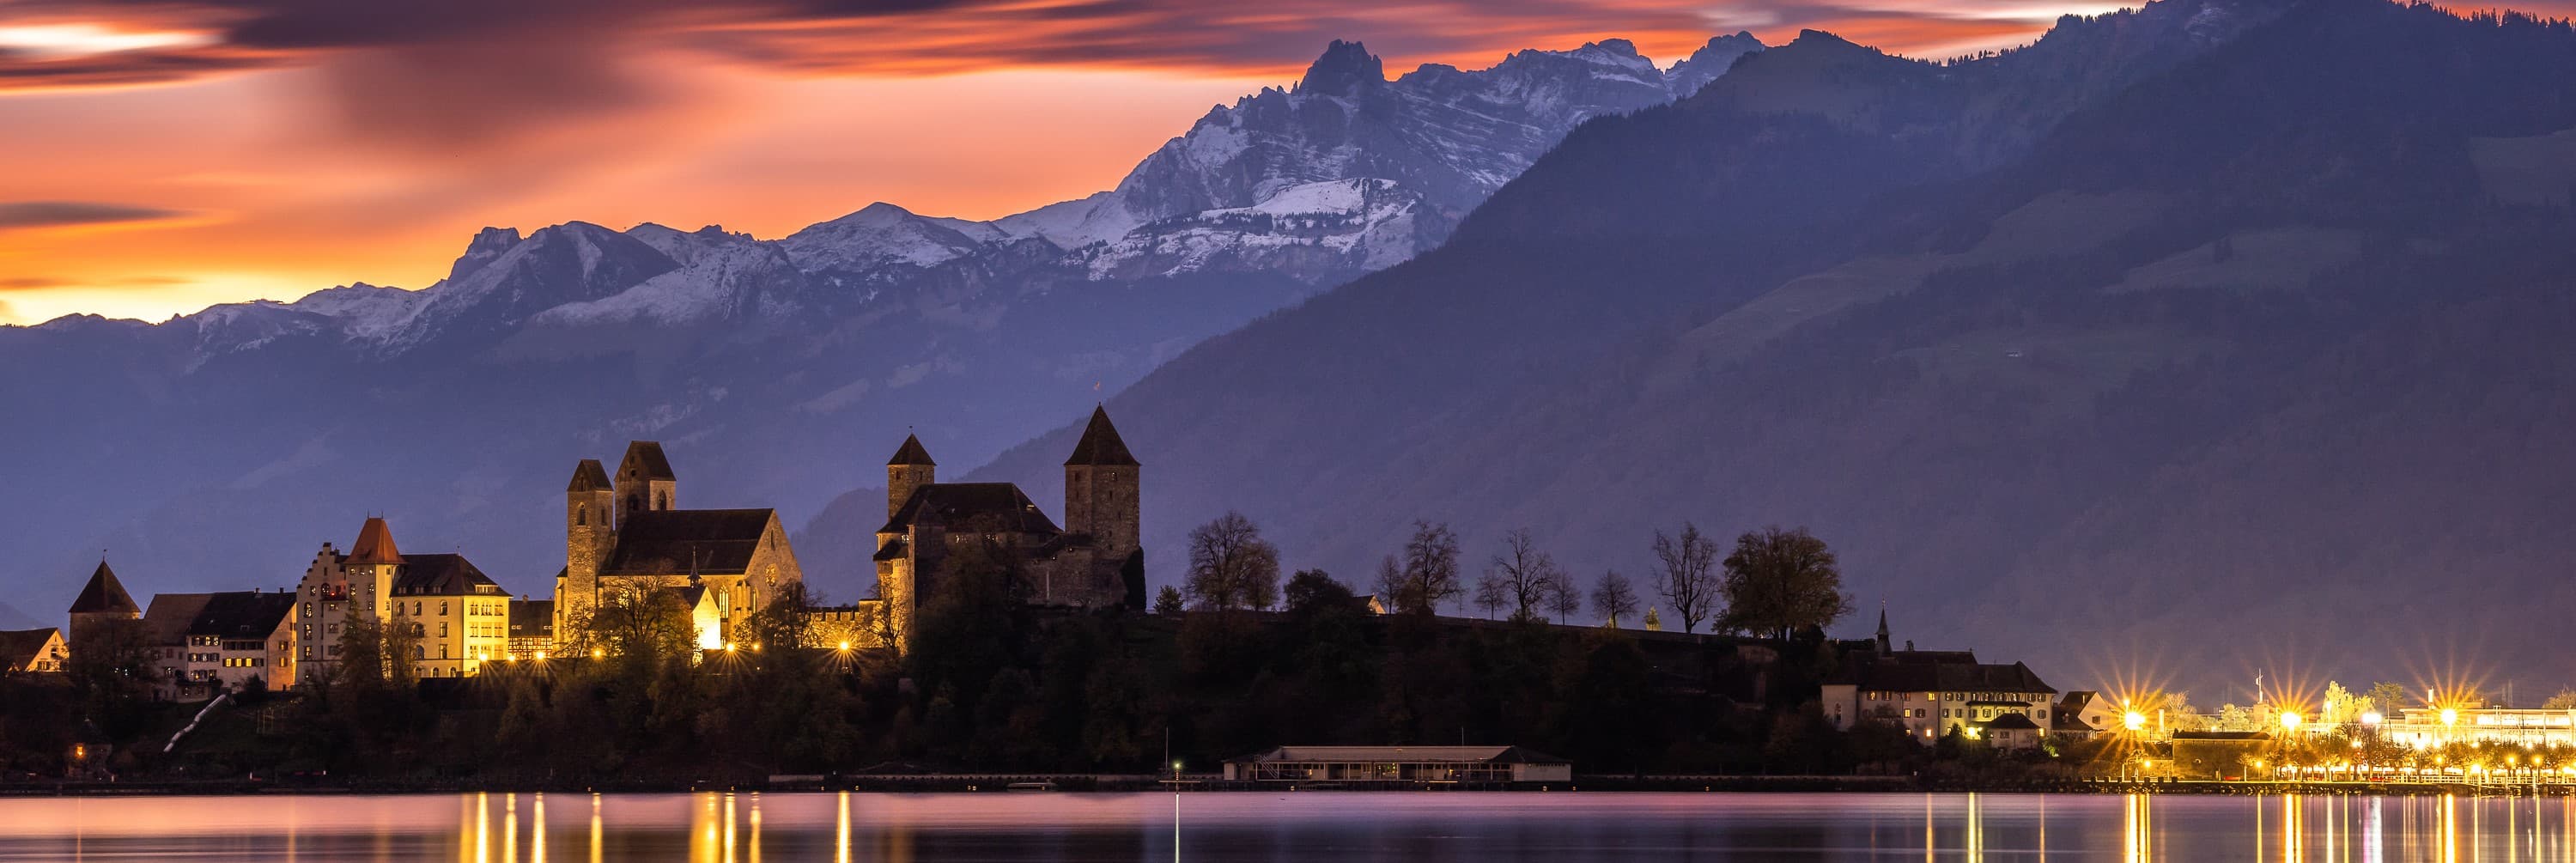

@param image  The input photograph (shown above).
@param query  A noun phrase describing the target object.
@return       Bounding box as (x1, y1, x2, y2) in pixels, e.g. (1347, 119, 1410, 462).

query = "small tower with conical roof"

(1063, 406, 1141, 567)
(886, 435, 935, 520)
(615, 441, 677, 526)
(67, 558, 141, 655)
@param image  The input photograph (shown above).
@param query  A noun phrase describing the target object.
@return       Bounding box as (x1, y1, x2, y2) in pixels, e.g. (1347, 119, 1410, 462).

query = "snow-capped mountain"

(0, 34, 1765, 604)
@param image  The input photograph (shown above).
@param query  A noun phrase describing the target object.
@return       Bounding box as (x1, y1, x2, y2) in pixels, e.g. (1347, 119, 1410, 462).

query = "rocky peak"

(1667, 31, 1767, 97)
(1297, 40, 1386, 97)
(448, 226, 525, 283)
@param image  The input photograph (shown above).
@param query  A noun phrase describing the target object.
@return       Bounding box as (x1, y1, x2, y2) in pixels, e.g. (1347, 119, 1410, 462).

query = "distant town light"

(2123, 711, 2148, 732)
(535, 651, 547, 661)
(2441, 708, 2459, 727)
(2281, 712, 2303, 731)
(2360, 711, 2384, 726)
(837, 641, 851, 651)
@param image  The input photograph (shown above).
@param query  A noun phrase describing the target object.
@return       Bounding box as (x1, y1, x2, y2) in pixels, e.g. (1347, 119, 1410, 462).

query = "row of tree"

(1171, 514, 1856, 637)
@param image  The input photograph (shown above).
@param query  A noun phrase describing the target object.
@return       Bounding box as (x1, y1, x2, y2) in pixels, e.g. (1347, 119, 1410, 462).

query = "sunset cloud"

(0, 200, 188, 229)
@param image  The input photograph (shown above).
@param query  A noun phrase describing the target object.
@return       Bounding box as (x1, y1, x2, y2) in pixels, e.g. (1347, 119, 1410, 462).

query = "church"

(871, 406, 1145, 647)
(553, 441, 805, 653)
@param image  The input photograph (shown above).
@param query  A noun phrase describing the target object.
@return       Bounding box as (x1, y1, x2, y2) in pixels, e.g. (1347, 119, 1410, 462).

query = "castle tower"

(66, 558, 141, 654)
(562, 459, 615, 643)
(1875, 605, 1892, 656)
(615, 441, 677, 526)
(886, 435, 935, 519)
(345, 516, 404, 620)
(1063, 406, 1141, 562)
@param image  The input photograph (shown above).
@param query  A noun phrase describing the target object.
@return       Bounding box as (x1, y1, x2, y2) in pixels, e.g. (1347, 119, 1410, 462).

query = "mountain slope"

(956, 0, 2576, 693)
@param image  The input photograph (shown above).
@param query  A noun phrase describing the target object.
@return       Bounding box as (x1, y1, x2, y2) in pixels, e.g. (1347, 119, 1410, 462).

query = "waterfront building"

(1223, 746, 1574, 784)
(0, 628, 66, 673)
(2372, 704, 2576, 750)
(139, 589, 296, 700)
(1819, 611, 2056, 742)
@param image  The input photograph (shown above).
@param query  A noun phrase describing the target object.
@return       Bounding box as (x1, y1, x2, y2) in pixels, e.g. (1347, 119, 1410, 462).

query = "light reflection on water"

(3, 791, 2576, 860)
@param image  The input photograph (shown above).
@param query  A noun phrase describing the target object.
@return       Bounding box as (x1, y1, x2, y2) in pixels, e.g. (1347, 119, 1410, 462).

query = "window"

(577, 507, 587, 526)
(439, 623, 447, 637)
(440, 601, 448, 616)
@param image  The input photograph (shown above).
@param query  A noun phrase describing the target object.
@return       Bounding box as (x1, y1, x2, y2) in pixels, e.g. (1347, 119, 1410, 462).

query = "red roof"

(348, 517, 404, 565)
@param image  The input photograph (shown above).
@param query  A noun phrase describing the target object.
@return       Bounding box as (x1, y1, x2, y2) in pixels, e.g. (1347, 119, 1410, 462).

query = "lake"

(0, 791, 2563, 860)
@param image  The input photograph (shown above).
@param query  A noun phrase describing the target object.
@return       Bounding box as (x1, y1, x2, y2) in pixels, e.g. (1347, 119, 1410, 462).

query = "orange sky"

(2, 0, 2565, 325)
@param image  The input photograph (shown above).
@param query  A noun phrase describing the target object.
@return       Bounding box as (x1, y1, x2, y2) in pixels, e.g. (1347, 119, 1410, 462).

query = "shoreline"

(2, 775, 2561, 799)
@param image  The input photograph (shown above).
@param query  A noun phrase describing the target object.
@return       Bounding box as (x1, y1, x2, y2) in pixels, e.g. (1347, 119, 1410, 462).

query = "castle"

(56, 408, 1144, 696)
(870, 406, 1145, 645)
(553, 441, 804, 653)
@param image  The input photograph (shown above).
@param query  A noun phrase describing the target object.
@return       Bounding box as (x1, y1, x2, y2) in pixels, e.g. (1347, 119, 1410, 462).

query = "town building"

(139, 590, 297, 700)
(872, 407, 1144, 647)
(554, 442, 804, 653)
(1820, 611, 2057, 744)
(387, 551, 513, 678)
(2372, 704, 2576, 750)
(290, 517, 404, 684)
(0, 628, 66, 674)
(507, 599, 554, 659)
(1224, 746, 1573, 785)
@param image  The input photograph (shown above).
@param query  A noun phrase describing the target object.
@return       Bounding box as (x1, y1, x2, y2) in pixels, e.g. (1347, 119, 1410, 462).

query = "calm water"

(0, 791, 2566, 860)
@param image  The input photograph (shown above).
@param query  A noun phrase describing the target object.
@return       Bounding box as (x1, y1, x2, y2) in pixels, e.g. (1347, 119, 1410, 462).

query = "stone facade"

(551, 441, 805, 653)
(872, 407, 1143, 650)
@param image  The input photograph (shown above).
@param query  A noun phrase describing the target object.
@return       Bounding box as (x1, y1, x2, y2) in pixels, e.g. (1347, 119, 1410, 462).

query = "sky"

(0, 0, 2539, 326)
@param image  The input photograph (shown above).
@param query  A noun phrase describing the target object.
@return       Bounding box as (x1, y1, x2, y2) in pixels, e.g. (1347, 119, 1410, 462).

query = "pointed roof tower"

(620, 441, 676, 480)
(348, 517, 404, 565)
(568, 459, 611, 492)
(69, 560, 140, 615)
(1064, 406, 1139, 466)
(888, 435, 936, 467)
(1874, 604, 1892, 656)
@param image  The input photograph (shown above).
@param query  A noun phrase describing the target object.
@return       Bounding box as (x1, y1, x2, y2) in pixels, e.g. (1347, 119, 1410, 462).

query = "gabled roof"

(1064, 406, 1138, 466)
(888, 435, 935, 466)
(392, 553, 503, 596)
(602, 509, 775, 576)
(139, 593, 216, 644)
(880, 483, 1062, 535)
(620, 441, 676, 481)
(1831, 655, 2054, 694)
(0, 628, 62, 669)
(508, 599, 555, 636)
(185, 592, 296, 641)
(568, 459, 612, 492)
(348, 517, 404, 565)
(69, 560, 139, 615)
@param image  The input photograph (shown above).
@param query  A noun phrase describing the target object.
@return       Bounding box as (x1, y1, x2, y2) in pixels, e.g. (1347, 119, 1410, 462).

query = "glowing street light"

(2441, 708, 2459, 727)
(2281, 711, 2303, 732)
(837, 641, 852, 651)
(2124, 711, 2148, 732)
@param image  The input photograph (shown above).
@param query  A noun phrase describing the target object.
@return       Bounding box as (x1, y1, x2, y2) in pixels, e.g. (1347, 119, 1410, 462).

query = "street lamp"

(2281, 712, 2302, 732)
(2124, 711, 2148, 732)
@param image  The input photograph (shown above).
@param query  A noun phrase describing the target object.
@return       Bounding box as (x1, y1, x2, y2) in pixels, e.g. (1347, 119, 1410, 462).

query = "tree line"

(1170, 513, 1856, 638)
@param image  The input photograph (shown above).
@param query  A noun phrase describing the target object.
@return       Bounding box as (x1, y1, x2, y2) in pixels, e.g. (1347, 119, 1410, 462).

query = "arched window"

(658, 491, 670, 508)
(577, 506, 587, 526)
(439, 601, 448, 616)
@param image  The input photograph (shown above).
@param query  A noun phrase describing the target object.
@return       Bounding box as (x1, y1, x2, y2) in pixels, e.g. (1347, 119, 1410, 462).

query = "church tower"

(561, 459, 615, 642)
(886, 435, 935, 519)
(1063, 406, 1141, 562)
(615, 441, 677, 526)
(66, 558, 141, 655)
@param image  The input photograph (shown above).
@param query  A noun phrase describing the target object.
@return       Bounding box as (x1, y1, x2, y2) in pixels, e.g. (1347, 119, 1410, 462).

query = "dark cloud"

(0, 201, 188, 229)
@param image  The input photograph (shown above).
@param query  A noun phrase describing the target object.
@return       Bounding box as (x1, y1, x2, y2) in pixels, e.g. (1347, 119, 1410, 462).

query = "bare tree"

(1545, 574, 1584, 623)
(1484, 528, 1565, 622)
(1650, 523, 1721, 634)
(1185, 511, 1282, 611)
(1376, 521, 1462, 614)
(1472, 574, 1508, 618)
(1717, 526, 1852, 640)
(1589, 569, 1639, 627)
